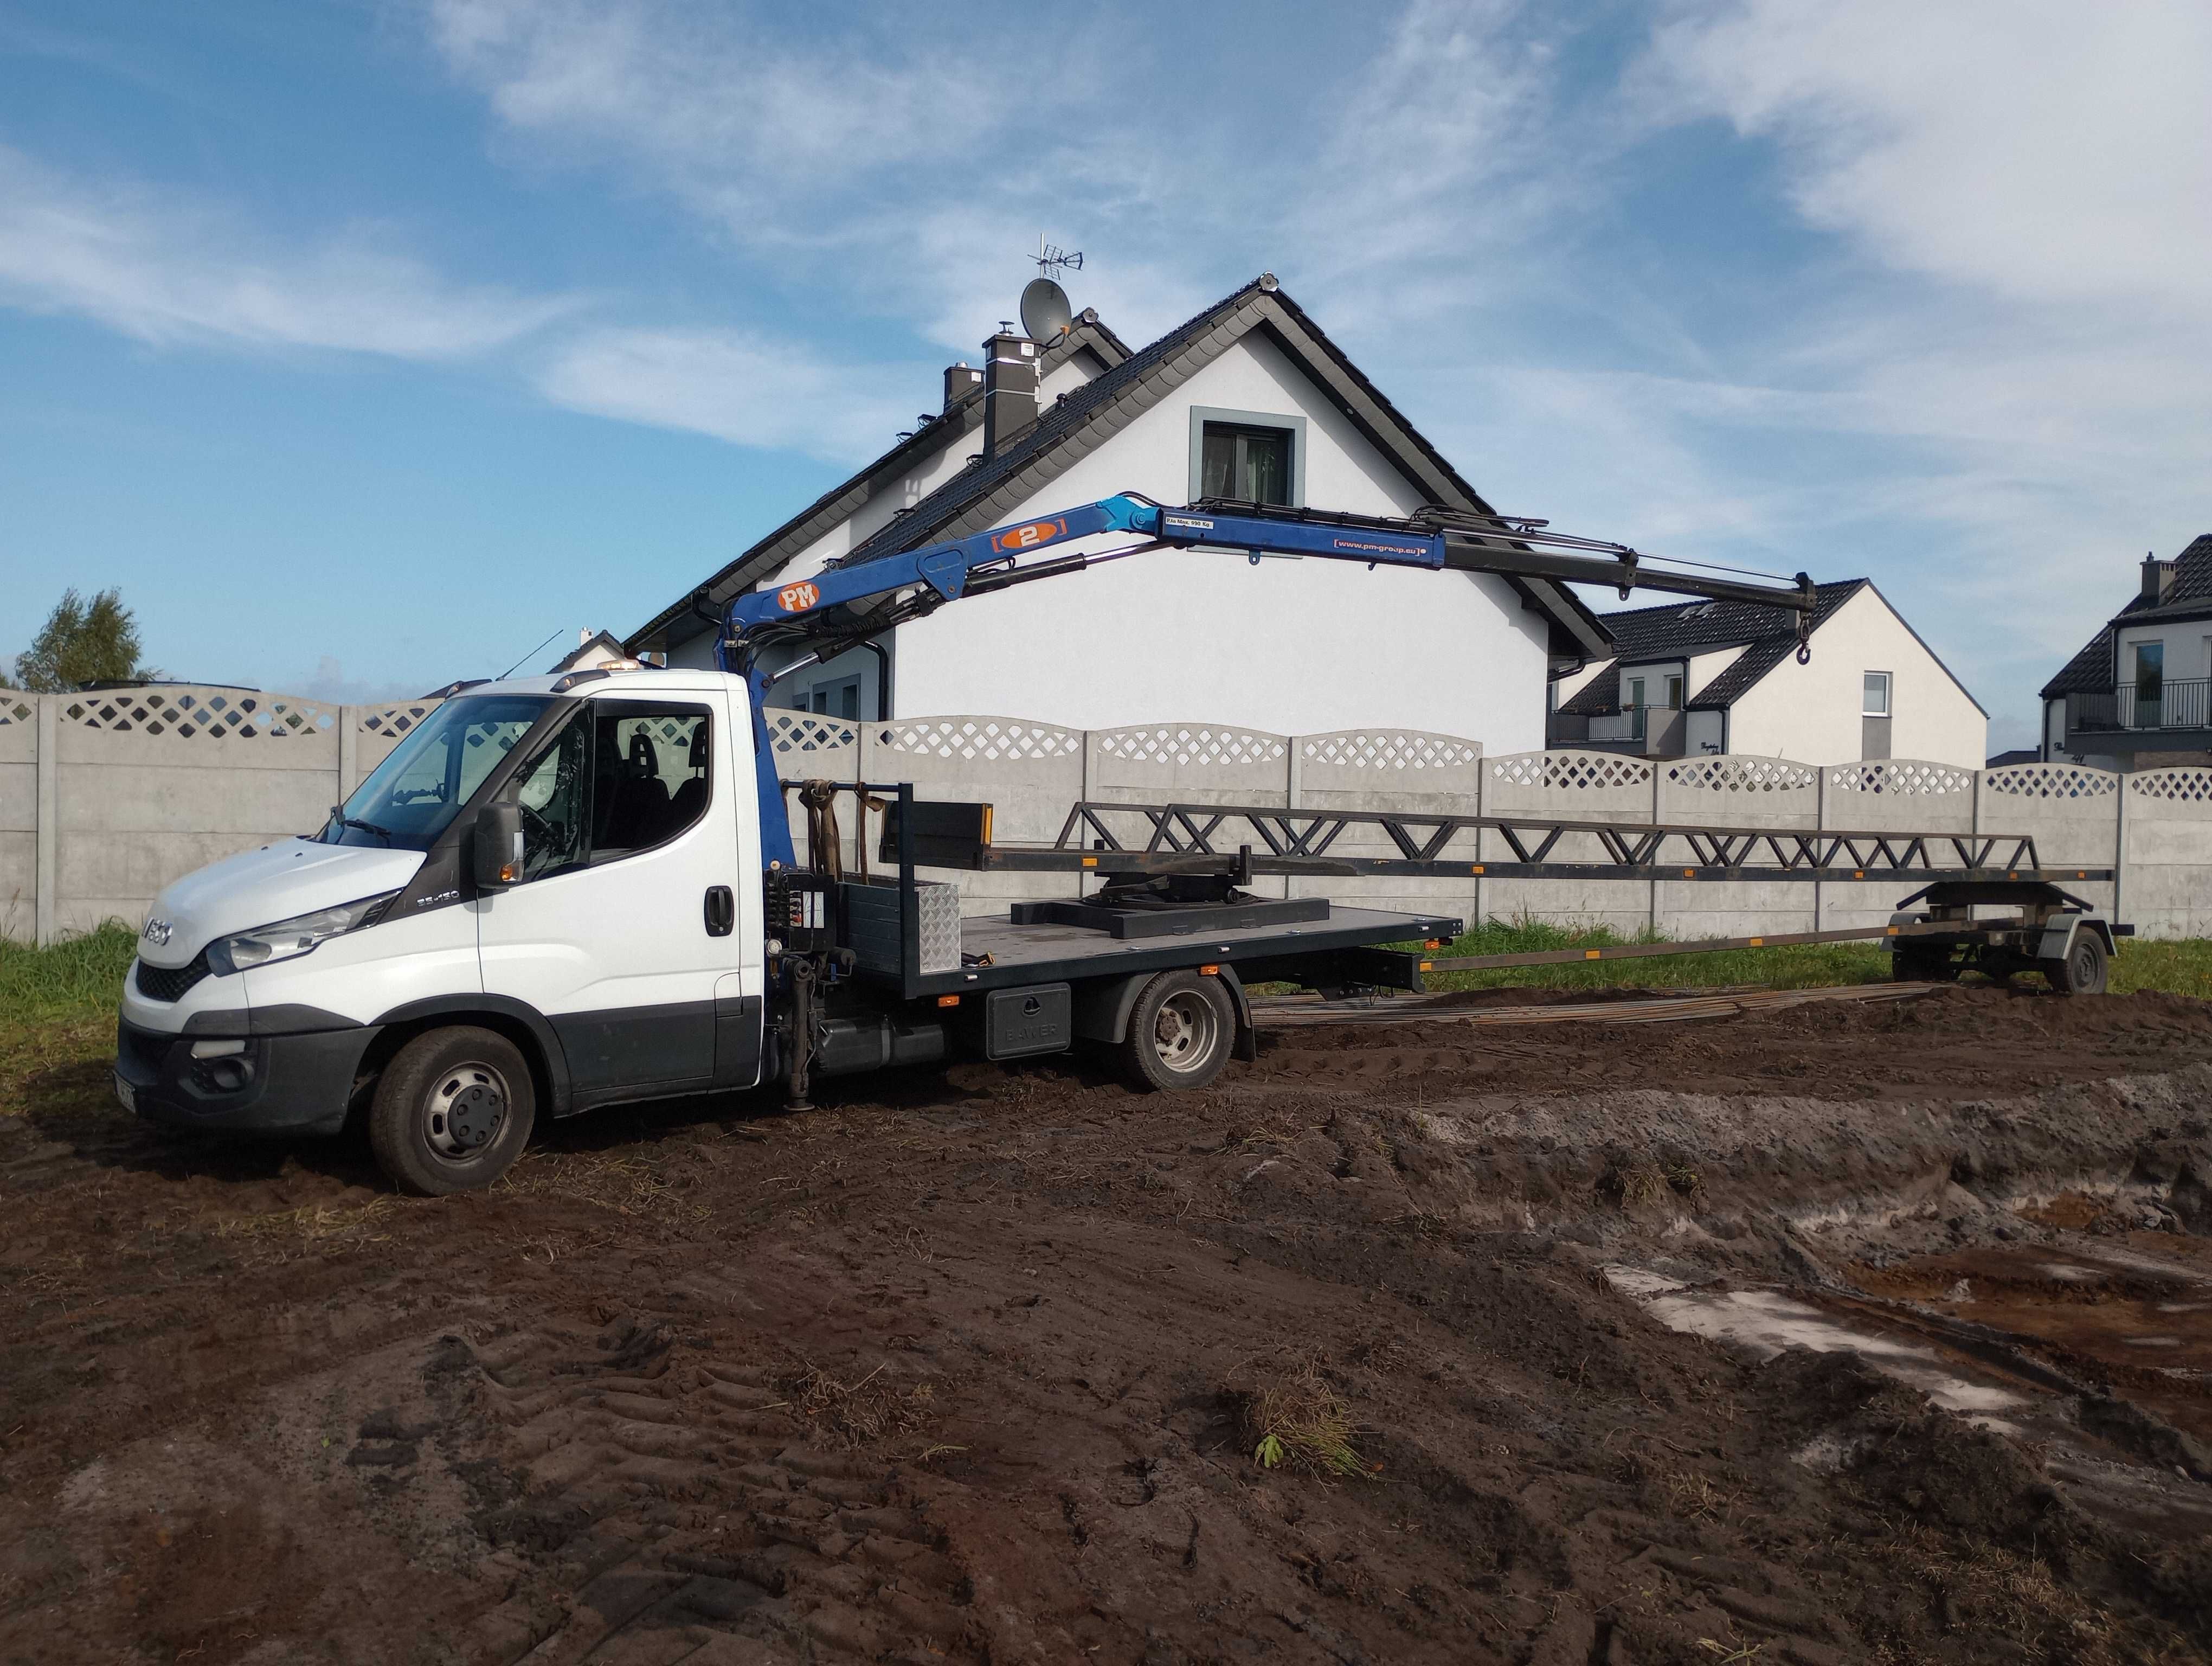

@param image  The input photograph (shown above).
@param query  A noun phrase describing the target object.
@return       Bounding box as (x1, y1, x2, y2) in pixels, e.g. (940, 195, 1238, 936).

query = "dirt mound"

(3, 990, 2211, 1662)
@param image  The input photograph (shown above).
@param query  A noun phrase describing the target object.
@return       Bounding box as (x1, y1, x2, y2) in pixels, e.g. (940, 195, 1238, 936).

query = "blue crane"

(709, 494, 1817, 870)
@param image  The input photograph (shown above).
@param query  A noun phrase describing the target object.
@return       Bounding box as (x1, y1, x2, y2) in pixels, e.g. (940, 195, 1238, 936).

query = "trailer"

(111, 491, 2121, 1195)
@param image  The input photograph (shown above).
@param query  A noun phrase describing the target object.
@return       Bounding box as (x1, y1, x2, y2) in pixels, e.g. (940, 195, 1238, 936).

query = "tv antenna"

(1034, 234, 1083, 281)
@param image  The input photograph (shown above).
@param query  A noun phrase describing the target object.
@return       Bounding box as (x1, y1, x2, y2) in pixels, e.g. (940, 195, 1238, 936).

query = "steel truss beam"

(970, 800, 2114, 885)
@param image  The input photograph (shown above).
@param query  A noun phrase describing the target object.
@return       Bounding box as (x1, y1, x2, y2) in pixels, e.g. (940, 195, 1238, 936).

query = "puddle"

(1846, 1236, 2212, 1445)
(1604, 1271, 2024, 1419)
(1607, 1257, 2212, 1536)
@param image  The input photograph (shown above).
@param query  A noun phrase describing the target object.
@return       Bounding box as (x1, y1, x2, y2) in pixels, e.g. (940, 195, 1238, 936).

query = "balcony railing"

(2068, 679, 2212, 734)
(1574, 704, 1686, 755)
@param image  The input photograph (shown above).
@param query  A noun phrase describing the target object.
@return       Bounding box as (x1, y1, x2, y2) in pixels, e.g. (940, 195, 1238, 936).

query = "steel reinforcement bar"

(975, 800, 2114, 885)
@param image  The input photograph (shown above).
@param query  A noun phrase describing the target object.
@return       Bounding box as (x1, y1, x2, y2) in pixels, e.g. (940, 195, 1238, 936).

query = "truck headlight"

(207, 892, 397, 977)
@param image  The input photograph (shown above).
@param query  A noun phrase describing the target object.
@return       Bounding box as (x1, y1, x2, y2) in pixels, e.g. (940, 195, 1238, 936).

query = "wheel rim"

(2072, 940, 2102, 992)
(1150, 991, 1221, 1075)
(423, 1062, 509, 1161)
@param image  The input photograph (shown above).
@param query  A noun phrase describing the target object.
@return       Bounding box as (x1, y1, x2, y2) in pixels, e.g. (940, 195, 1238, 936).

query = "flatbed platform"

(883, 905, 1461, 999)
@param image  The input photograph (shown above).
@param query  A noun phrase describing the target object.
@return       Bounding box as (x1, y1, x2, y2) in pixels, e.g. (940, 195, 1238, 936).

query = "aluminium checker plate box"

(842, 876, 962, 977)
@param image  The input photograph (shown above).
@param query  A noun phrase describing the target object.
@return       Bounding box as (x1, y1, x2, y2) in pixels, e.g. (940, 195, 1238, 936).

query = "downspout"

(858, 639, 891, 722)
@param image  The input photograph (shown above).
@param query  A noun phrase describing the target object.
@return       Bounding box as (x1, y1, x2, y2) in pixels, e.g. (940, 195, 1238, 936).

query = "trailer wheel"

(2044, 930, 2108, 997)
(369, 1026, 536, 1195)
(1121, 971, 1236, 1092)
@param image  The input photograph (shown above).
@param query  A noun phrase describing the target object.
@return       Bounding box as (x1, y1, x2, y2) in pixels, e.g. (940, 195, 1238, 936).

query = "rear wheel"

(369, 1026, 536, 1194)
(1121, 971, 1236, 1092)
(2043, 930, 2108, 996)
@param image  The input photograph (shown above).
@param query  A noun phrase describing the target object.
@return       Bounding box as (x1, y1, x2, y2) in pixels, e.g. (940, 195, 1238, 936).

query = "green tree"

(5, 588, 159, 691)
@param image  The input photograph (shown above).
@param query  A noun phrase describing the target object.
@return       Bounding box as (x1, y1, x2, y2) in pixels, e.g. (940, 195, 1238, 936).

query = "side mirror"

(472, 802, 524, 890)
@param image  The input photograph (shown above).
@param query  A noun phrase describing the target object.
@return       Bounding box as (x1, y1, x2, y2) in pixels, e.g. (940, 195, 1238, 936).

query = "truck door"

(476, 692, 755, 1106)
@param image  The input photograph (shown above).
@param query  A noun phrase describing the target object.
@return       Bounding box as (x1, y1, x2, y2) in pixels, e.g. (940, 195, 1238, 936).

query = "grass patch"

(0, 921, 137, 1119)
(1407, 918, 2212, 998)
(0, 920, 137, 1023)
(1240, 1363, 1368, 1478)
(1415, 918, 1889, 993)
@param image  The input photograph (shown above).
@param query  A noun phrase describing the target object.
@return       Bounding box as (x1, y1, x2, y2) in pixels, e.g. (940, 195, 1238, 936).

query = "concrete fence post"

(35, 694, 57, 947)
(1812, 765, 1827, 932)
(2114, 768, 2129, 927)
(339, 706, 361, 803)
(1649, 759, 1662, 937)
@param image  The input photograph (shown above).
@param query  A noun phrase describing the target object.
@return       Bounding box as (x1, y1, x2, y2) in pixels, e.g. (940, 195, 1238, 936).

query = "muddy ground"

(4, 985, 2212, 1664)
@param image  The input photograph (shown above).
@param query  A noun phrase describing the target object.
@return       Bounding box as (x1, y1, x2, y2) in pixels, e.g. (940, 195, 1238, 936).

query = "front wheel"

(369, 1026, 536, 1194)
(1120, 971, 1236, 1092)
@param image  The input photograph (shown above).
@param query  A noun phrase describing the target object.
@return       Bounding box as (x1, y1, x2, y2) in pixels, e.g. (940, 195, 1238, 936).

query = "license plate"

(113, 1073, 136, 1112)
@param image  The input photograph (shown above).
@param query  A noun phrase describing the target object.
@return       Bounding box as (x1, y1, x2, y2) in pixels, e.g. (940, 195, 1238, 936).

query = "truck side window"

(589, 705, 711, 862)
(510, 717, 589, 880)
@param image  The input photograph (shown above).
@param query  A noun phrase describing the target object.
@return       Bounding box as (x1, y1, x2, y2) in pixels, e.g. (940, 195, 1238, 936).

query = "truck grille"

(136, 953, 210, 1003)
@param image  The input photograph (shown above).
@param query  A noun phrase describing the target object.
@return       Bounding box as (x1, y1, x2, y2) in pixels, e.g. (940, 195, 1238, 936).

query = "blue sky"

(3, 2, 2207, 747)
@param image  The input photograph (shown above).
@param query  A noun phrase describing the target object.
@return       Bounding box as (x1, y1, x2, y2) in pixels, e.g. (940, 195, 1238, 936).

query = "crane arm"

(724, 494, 1817, 869)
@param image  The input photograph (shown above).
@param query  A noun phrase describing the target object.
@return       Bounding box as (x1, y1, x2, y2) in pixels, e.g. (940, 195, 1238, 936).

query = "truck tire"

(369, 1026, 536, 1195)
(1121, 971, 1236, 1092)
(2043, 930, 2108, 997)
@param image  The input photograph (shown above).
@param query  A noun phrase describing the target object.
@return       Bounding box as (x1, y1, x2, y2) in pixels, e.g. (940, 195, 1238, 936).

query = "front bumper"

(115, 1016, 379, 1136)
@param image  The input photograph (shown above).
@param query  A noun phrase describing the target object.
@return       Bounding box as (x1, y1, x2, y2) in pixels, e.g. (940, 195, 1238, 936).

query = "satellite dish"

(1020, 277, 1073, 342)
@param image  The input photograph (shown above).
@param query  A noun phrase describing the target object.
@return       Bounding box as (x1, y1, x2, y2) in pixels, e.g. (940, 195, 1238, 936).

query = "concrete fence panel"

(763, 710, 860, 872)
(54, 687, 342, 938)
(2122, 770, 2212, 939)
(1819, 758, 1979, 930)
(1980, 763, 2121, 918)
(1655, 755, 1819, 938)
(0, 696, 36, 942)
(864, 716, 1087, 912)
(1479, 750, 1655, 935)
(1291, 728, 1484, 925)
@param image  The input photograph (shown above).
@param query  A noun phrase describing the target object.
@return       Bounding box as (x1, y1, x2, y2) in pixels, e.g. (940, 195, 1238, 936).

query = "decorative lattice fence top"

(765, 711, 858, 755)
(0, 697, 30, 727)
(1664, 757, 1817, 794)
(1095, 725, 1288, 768)
(1301, 731, 1481, 771)
(1984, 764, 2119, 799)
(359, 702, 441, 740)
(1827, 760, 1973, 796)
(1490, 752, 1651, 790)
(62, 688, 338, 739)
(874, 717, 1083, 761)
(2129, 769, 2212, 802)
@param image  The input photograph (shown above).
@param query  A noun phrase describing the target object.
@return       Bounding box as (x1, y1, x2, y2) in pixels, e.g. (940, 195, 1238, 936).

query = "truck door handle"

(704, 886, 735, 937)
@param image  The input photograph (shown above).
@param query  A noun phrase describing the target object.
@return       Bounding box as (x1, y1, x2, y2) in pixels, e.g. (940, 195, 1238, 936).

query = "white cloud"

(1642, 0, 2212, 320)
(0, 145, 575, 357)
(536, 326, 933, 462)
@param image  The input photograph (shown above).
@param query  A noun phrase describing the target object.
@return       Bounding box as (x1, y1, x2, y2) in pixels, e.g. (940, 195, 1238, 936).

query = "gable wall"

(886, 330, 1551, 744)
(1725, 587, 1984, 767)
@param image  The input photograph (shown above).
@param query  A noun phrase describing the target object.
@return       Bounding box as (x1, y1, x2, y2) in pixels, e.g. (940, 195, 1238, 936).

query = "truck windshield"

(319, 695, 555, 850)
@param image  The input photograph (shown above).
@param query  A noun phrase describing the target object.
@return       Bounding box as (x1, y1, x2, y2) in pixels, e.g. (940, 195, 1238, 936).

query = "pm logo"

(776, 582, 820, 613)
(143, 918, 172, 947)
(989, 517, 1068, 554)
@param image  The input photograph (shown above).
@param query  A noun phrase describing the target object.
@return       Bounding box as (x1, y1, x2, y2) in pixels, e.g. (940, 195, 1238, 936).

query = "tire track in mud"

(448, 1314, 980, 1665)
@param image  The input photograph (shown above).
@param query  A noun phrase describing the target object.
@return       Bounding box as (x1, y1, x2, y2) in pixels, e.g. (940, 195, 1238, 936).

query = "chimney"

(2143, 552, 2175, 603)
(980, 324, 1038, 459)
(942, 360, 982, 412)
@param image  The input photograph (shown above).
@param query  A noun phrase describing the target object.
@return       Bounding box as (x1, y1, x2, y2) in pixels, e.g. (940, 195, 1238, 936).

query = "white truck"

(140, 494, 2046, 1196)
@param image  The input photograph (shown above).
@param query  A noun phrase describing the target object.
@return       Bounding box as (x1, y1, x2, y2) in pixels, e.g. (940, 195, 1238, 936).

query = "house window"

(1665, 674, 1683, 710)
(1188, 406, 1307, 508)
(1862, 671, 1892, 716)
(803, 677, 861, 722)
(1626, 676, 1645, 709)
(2133, 642, 2164, 727)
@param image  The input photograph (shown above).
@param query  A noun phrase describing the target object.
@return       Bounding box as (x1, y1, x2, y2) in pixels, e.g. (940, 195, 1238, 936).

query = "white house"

(1548, 581, 1987, 768)
(627, 275, 1605, 746)
(2042, 535, 2212, 767)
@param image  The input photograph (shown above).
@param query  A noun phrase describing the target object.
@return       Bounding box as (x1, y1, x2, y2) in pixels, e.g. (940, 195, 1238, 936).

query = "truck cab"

(118, 668, 769, 1190)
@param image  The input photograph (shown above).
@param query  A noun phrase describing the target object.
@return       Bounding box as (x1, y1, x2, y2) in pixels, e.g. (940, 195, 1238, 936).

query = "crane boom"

(717, 493, 1818, 869)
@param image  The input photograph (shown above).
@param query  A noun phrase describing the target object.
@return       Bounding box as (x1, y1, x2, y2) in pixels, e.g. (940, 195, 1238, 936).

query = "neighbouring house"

(1547, 581, 1986, 768)
(2041, 535, 2212, 767)
(625, 274, 1606, 745)
(549, 630, 635, 675)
